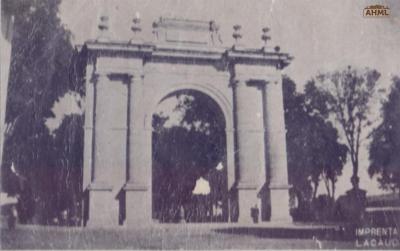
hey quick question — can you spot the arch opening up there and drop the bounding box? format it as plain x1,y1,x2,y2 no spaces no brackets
151,89,229,223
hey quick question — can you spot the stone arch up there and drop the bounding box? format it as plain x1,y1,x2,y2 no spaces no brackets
81,17,293,226
144,83,233,132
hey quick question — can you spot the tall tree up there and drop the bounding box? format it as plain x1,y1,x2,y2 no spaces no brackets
310,66,380,188
2,0,78,224
369,76,400,193
284,77,347,205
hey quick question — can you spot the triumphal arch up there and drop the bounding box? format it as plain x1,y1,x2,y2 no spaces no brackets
78,17,293,227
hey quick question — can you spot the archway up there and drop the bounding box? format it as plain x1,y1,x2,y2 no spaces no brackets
151,89,229,223
80,18,293,226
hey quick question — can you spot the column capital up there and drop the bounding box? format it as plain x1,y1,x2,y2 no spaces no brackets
92,71,143,85
250,76,282,85
128,71,144,80
246,79,268,89
91,72,109,83
232,75,281,88
87,182,113,191
230,76,264,88
269,183,292,190
229,77,247,88
237,182,258,190
268,76,282,85
94,68,144,79
123,182,149,191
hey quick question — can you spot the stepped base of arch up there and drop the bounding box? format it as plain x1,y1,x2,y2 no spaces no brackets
84,183,292,226
124,183,152,226
269,187,292,222
85,184,120,227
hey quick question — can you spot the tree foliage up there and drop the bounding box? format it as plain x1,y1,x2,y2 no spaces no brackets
2,0,82,224
152,91,227,222
284,76,347,209
311,66,380,187
369,76,400,192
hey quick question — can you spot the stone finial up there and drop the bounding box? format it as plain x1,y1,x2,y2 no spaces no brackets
152,21,159,41
97,14,110,42
232,24,242,48
261,27,271,49
130,12,142,42
275,46,283,69
210,20,223,45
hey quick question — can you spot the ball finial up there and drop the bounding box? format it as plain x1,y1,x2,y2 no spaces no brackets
97,13,110,42
131,12,142,34
130,11,142,43
261,27,271,48
232,25,242,47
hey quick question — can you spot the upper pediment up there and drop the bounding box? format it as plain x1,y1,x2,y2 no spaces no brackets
153,17,223,46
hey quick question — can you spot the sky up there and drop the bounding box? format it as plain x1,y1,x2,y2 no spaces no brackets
57,0,400,197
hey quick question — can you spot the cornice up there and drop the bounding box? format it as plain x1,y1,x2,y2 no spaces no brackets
81,40,293,69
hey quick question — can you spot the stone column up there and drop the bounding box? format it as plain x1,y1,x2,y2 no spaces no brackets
226,128,235,222
124,72,152,226
234,78,265,223
263,76,292,222
83,64,95,191
86,73,117,227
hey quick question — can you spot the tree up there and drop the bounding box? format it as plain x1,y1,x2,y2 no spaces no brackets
311,66,380,188
152,91,227,222
284,76,347,208
2,0,79,224
369,76,400,193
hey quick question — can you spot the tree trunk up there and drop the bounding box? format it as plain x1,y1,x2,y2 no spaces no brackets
324,177,331,198
313,181,319,200
353,158,359,180
351,153,360,188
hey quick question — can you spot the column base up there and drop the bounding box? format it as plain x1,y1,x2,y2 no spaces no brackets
269,184,292,222
86,183,119,227
237,183,259,224
124,183,151,227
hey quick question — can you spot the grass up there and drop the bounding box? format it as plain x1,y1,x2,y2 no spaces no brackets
1,224,354,249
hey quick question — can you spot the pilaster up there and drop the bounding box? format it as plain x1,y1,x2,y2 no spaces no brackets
86,71,129,227
233,77,265,223
124,69,152,226
263,76,291,222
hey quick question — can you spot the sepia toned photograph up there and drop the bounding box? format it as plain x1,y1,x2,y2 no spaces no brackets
0,0,399,249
